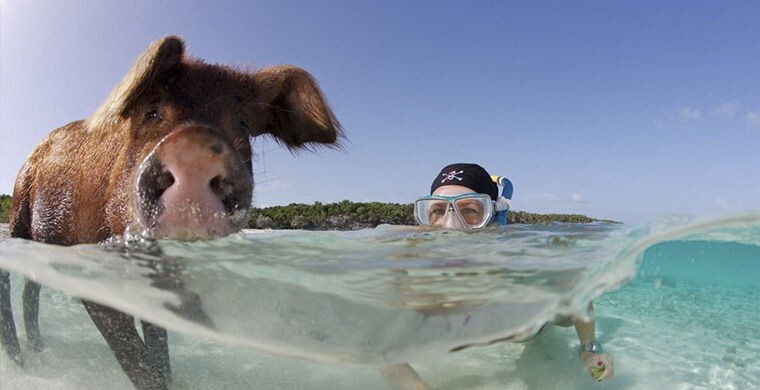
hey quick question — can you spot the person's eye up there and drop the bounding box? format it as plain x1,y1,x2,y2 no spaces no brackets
430,207,445,215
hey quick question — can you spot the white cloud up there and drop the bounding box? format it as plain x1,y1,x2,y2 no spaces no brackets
715,102,739,118
678,106,702,122
715,198,749,211
570,192,583,202
745,109,760,129
657,102,759,132
654,106,703,130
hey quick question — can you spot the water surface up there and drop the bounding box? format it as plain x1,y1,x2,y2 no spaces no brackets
1,213,758,389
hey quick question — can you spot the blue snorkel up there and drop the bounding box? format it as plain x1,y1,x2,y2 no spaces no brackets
491,175,514,225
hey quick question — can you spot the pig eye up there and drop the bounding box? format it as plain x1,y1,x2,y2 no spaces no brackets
237,121,250,132
145,109,160,121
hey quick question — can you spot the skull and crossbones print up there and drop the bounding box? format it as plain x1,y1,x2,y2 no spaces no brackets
441,170,464,184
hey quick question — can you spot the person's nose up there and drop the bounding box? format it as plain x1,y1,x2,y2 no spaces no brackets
442,206,464,229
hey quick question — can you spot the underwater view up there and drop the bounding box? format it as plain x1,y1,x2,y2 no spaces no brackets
0,213,758,389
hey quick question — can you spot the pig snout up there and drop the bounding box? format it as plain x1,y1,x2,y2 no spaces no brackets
134,126,252,240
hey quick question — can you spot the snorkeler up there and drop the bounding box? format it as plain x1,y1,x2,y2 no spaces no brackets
413,163,510,230
382,163,614,387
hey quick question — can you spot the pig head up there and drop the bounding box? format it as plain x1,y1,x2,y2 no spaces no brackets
1,35,341,388
10,35,341,244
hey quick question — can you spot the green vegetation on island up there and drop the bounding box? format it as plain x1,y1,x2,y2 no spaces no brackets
249,201,613,229
0,194,11,224
0,195,615,228
248,200,414,230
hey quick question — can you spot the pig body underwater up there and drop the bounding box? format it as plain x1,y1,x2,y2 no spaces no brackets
0,35,342,389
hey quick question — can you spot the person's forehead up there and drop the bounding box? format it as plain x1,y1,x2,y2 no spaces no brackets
432,185,476,196
456,198,483,206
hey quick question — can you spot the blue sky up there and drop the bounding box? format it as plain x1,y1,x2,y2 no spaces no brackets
1,0,758,225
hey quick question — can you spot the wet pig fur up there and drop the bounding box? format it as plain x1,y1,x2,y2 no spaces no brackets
0,35,342,389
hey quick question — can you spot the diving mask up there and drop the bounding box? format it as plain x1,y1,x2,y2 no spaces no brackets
414,192,495,229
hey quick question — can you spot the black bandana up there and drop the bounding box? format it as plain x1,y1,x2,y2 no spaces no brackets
430,163,498,201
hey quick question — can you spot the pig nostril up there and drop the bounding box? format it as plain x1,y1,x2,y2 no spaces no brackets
210,175,239,214
209,175,232,197
210,175,221,194
155,171,175,196
135,162,174,227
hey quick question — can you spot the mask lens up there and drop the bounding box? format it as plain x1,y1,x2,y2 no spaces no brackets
453,195,492,227
415,199,450,225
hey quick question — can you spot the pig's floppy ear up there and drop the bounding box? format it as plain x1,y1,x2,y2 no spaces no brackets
252,66,343,149
86,36,184,130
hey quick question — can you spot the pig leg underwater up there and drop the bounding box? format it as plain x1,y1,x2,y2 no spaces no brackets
23,280,43,352
0,270,23,365
84,301,172,389
13,243,210,390
4,272,173,389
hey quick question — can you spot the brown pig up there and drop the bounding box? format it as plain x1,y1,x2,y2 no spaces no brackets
0,35,342,389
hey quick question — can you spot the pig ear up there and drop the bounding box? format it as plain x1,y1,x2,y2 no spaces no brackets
252,66,344,150
86,36,184,130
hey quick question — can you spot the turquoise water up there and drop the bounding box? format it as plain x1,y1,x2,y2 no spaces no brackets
0,213,758,389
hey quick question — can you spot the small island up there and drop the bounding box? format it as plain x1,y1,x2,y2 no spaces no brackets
0,195,616,231
248,200,617,230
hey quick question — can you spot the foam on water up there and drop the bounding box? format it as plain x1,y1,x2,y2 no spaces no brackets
1,212,758,389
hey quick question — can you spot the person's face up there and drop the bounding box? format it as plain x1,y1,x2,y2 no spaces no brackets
429,185,486,229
